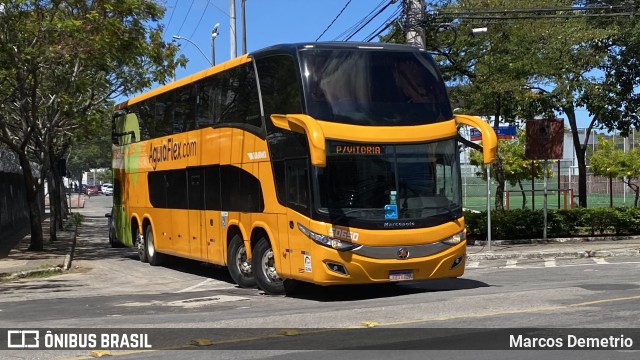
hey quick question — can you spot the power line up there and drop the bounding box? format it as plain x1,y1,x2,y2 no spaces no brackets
188,1,211,40
175,0,196,36
344,0,396,41
207,0,229,16
332,0,390,41
363,8,402,42
162,1,177,37
316,0,353,41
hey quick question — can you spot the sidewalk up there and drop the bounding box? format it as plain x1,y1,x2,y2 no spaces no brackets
467,237,640,261
0,194,88,280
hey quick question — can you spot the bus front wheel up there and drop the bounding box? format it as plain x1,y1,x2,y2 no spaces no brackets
227,234,256,288
252,237,285,295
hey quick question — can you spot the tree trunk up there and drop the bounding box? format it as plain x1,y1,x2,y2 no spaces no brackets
18,152,44,251
518,180,527,209
565,107,588,207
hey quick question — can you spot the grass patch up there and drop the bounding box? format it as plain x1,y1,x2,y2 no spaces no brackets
0,266,63,283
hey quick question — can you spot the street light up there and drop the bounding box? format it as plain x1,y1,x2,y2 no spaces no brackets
172,35,212,66
211,23,220,66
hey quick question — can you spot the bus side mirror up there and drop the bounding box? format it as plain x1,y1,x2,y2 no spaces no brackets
454,114,498,164
270,114,327,167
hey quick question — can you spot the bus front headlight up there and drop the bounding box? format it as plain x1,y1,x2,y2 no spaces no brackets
440,230,466,246
298,223,360,252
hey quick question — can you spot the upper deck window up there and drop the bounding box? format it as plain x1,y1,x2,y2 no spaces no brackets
299,49,452,126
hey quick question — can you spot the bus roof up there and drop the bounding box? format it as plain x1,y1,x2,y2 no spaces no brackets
113,42,428,111
113,54,251,110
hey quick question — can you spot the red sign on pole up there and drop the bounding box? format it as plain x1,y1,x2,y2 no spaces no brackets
525,118,564,160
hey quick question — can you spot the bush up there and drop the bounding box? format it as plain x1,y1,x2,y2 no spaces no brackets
463,207,640,240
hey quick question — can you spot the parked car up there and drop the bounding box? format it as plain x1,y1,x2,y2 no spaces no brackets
101,183,113,196
84,185,99,196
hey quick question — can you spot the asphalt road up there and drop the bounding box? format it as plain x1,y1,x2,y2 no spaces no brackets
1,195,639,360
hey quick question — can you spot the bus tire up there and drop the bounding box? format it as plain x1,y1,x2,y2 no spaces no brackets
146,225,165,266
252,237,285,295
227,234,256,288
136,226,148,263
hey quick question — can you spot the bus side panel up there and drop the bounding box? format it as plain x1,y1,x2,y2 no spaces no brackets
152,208,173,252
188,130,204,260
258,161,281,214
202,129,225,265
276,214,291,277
284,211,312,280
219,129,232,165
205,209,224,265
231,128,244,164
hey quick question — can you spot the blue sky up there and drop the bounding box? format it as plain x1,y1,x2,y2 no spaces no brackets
164,0,400,77
158,0,593,128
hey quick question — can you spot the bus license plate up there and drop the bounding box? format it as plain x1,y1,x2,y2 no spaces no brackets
389,270,413,281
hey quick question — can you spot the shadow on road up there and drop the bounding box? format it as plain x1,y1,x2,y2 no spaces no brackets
283,278,490,302
74,213,236,285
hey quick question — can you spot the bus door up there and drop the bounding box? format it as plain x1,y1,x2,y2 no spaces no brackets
188,168,204,259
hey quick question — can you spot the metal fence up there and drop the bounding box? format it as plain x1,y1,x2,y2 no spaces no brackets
462,164,636,211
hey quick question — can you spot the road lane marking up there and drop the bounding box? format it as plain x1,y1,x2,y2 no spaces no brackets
544,258,557,267
592,258,608,264
117,295,249,308
505,259,518,268
176,278,236,293
466,261,479,268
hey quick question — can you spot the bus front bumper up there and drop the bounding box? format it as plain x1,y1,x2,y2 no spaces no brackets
291,241,467,285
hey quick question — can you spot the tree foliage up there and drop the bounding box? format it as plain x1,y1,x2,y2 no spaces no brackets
589,136,640,207
0,0,184,250
383,0,640,208
469,130,546,209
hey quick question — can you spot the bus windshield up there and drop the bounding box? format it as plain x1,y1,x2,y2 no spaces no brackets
314,138,461,226
299,48,452,125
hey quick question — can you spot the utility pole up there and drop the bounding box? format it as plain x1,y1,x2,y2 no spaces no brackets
241,0,247,54
405,0,425,49
230,0,237,59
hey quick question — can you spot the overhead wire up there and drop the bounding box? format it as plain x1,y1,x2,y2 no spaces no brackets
316,0,353,41
162,0,177,37
344,0,397,41
363,8,402,42
332,0,390,41
187,1,211,40
175,0,196,36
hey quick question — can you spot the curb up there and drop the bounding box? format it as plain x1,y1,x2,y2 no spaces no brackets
0,224,78,282
470,235,640,246
1,266,64,281
467,248,640,261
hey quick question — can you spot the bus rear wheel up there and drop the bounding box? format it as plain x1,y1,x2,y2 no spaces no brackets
136,226,148,263
146,225,165,266
227,234,256,288
252,237,285,295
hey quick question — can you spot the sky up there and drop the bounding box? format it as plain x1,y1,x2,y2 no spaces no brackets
158,0,593,128
163,0,400,77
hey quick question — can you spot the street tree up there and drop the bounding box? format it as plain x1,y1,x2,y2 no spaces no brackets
589,137,640,207
0,1,184,250
410,0,639,209
469,130,546,210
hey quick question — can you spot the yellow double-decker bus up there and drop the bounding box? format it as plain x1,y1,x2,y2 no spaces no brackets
110,42,497,295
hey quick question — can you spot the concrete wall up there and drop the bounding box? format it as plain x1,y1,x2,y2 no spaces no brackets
0,172,30,235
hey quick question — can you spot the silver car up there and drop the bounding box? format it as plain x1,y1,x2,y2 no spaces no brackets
101,183,113,196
